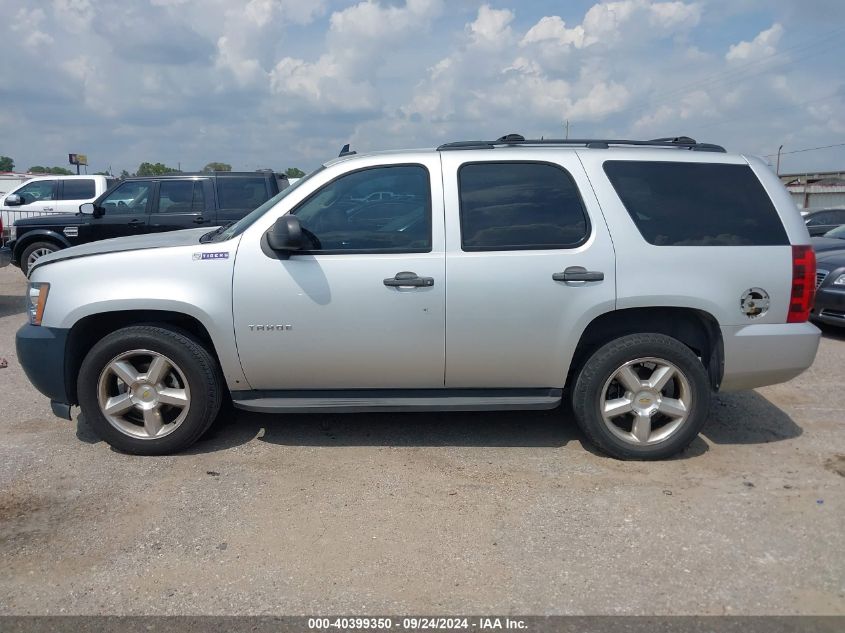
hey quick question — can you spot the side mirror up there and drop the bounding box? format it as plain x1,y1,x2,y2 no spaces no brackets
267,215,303,253
5,194,22,206
79,202,95,215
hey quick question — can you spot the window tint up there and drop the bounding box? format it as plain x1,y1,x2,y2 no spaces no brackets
293,165,431,253
458,162,589,251
99,181,152,215
216,177,269,212
61,179,95,200
16,180,56,204
158,180,205,214
604,161,788,246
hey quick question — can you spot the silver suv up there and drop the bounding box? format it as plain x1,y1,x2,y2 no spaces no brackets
16,135,821,459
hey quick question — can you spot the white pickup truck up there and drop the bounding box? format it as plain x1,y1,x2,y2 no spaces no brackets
1,175,115,241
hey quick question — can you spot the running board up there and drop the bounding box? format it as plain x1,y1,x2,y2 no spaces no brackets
231,388,562,414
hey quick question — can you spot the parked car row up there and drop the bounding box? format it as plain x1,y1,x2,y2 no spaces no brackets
13,135,823,460
1,171,289,273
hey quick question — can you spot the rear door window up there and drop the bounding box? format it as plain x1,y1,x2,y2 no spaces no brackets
61,179,96,200
458,162,590,251
157,180,205,213
603,161,788,246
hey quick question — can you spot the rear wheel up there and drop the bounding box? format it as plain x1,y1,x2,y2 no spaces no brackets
77,325,222,455
571,333,711,460
21,241,60,274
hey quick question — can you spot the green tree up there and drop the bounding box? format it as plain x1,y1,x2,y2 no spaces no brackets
119,169,131,179
202,162,232,172
136,162,180,176
0,156,14,172
284,167,306,178
28,166,73,175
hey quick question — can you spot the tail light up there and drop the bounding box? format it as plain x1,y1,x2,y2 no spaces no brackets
787,245,816,323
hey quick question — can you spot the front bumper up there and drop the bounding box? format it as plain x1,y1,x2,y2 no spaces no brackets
812,270,845,327
0,246,11,268
719,322,821,391
16,324,72,411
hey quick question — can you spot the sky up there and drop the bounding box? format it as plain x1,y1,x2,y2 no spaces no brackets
2,0,844,176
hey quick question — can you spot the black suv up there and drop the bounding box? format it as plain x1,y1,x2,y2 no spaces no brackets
4,171,288,273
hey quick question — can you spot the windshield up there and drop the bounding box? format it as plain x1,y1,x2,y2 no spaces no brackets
824,225,845,239
205,167,325,243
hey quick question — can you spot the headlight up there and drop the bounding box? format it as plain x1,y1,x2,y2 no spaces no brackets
26,282,50,325
834,274,845,286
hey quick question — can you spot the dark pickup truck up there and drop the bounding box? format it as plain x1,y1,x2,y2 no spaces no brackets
3,171,289,273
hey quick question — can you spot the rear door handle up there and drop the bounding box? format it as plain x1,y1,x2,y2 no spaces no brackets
193,216,208,224
383,271,435,287
128,219,144,226
553,266,604,282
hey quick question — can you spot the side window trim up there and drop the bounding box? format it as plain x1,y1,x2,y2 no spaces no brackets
289,163,434,255
457,160,592,252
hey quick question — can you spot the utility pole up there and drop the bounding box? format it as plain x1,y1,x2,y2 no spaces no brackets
775,144,784,176
564,119,570,140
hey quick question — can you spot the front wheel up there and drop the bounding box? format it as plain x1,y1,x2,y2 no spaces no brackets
77,325,222,455
21,241,59,274
571,333,711,460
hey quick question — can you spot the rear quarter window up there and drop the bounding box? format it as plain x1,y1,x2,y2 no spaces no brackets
216,177,271,211
61,178,96,200
603,161,788,246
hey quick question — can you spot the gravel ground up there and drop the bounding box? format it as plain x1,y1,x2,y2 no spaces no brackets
0,265,843,615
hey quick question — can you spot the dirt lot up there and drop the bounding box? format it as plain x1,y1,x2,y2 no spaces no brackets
0,265,843,615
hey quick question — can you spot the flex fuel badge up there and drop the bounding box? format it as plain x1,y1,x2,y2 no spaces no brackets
193,252,229,261
740,287,770,319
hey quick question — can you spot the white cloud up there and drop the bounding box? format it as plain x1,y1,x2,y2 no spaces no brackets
11,8,53,50
52,0,94,34
467,5,515,45
1,0,842,175
521,16,585,48
726,23,783,62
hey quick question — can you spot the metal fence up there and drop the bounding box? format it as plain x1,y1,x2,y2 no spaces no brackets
1,209,64,240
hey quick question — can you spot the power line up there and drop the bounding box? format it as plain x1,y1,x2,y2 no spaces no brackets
764,142,845,158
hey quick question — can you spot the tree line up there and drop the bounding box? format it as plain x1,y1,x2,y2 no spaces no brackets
0,155,306,179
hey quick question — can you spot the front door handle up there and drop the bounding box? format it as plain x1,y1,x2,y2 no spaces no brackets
383,271,435,287
553,266,604,282
128,219,144,226
193,216,208,224
42,207,53,212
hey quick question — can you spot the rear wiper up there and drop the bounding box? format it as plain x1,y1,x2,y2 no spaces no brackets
199,222,234,243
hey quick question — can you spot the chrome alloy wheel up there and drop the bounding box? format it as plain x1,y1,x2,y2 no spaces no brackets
600,357,691,446
27,247,55,269
97,350,191,440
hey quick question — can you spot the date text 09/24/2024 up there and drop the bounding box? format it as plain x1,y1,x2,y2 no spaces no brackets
307,618,527,630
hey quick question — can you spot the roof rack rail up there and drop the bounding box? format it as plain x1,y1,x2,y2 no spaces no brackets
436,134,726,153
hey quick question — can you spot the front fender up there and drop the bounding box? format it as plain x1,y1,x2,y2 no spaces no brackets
29,240,250,390
13,229,72,259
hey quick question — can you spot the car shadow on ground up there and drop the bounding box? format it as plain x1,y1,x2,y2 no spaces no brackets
75,388,802,461
0,293,25,318
817,322,845,341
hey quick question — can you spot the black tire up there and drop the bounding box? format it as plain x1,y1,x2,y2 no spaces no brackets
77,325,223,455
20,241,60,274
571,333,711,460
